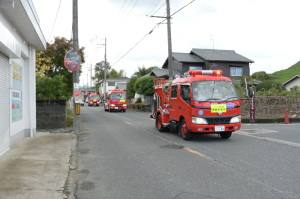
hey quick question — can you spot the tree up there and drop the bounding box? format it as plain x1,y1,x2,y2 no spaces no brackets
133,66,158,77
36,37,85,98
126,76,138,100
134,76,155,96
93,61,124,84
251,71,272,81
36,75,69,100
255,80,285,95
93,61,111,83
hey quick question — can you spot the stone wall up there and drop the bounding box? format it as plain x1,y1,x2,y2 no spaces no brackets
36,100,67,130
241,96,300,120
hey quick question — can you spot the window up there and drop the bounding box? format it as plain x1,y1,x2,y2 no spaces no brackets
189,66,202,70
171,85,177,98
230,67,243,76
180,85,190,103
108,82,115,86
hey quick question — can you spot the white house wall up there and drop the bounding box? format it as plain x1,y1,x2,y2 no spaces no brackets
0,0,46,155
285,78,300,91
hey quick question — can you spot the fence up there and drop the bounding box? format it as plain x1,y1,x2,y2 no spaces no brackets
241,96,300,121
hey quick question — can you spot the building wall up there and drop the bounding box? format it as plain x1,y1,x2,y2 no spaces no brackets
204,62,250,77
0,1,45,155
285,78,300,91
0,52,10,156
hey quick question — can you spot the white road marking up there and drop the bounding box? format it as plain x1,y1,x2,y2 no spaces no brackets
237,130,300,148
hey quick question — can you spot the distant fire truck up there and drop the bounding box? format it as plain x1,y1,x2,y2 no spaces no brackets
104,89,127,112
151,70,244,140
88,93,100,106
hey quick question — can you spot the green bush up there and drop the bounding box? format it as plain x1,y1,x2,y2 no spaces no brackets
134,76,155,96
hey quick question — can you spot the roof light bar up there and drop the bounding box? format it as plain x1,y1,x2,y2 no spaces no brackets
188,70,223,76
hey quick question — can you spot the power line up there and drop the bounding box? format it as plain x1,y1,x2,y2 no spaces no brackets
47,0,63,42
111,0,196,66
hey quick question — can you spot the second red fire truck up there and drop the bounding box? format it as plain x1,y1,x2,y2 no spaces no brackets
104,89,128,112
151,70,244,140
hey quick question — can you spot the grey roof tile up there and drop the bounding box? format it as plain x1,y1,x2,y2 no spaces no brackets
172,52,204,63
191,48,254,63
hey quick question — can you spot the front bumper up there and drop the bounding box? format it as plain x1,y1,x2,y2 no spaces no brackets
190,123,241,133
110,106,127,110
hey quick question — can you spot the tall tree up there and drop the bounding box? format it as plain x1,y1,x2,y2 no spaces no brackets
93,61,124,84
36,37,85,98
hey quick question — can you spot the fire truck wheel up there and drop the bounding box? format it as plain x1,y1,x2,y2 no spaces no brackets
219,131,232,139
156,114,167,132
123,109,126,112
179,119,191,140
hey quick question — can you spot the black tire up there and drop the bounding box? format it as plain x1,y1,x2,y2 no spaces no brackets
219,131,232,139
156,114,167,132
123,109,126,112
178,119,192,140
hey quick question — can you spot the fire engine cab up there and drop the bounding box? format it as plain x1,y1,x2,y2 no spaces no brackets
151,70,242,140
104,89,127,112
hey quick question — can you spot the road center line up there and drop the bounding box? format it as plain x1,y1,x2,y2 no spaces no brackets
123,121,219,161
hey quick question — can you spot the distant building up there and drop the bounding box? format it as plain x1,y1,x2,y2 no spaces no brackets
99,77,130,97
0,1,46,155
283,75,300,91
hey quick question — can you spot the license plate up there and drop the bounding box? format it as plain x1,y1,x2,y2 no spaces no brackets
215,126,225,132
115,107,118,109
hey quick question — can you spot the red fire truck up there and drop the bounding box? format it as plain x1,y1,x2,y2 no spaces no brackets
88,93,100,106
104,89,127,112
151,70,243,140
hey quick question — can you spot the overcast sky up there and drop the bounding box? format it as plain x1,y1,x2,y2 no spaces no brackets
32,0,300,86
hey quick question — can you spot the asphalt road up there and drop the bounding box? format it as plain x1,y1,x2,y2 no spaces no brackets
75,105,300,199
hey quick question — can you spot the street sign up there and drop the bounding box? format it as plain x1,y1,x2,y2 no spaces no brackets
64,50,81,72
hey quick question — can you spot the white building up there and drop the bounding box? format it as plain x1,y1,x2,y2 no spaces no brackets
283,75,300,91
99,77,129,97
0,0,46,156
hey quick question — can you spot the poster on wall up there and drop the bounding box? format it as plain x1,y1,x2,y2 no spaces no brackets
11,61,23,122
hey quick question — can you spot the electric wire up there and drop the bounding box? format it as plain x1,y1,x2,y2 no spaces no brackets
47,0,63,43
111,0,196,66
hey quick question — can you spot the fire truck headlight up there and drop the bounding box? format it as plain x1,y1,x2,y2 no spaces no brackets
110,104,115,107
123,104,127,107
230,115,241,123
192,117,207,124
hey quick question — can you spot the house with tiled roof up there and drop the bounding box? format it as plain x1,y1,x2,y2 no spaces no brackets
161,48,254,78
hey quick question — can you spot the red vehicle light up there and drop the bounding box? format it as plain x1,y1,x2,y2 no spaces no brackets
188,70,223,76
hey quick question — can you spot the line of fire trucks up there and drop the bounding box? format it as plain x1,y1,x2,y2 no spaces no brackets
75,69,253,141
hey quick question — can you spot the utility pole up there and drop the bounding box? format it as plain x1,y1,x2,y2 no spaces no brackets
72,0,79,134
166,0,173,80
104,38,107,97
90,64,92,89
150,0,173,80
98,38,107,98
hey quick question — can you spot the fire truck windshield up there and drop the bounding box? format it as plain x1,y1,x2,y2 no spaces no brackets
110,93,126,100
192,81,238,102
90,96,100,100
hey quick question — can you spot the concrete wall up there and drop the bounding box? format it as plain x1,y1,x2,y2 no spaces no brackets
36,100,67,130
